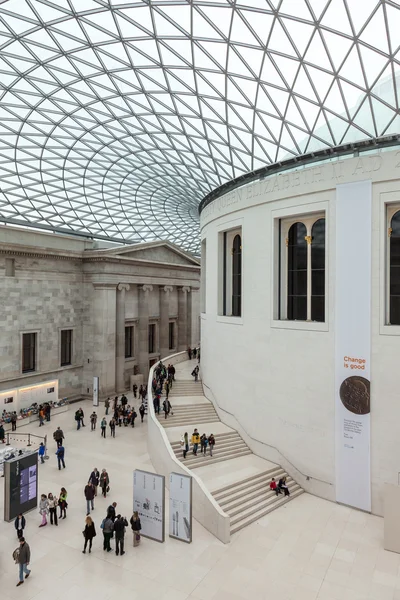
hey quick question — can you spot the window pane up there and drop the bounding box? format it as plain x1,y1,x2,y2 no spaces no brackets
232,234,242,317
169,322,174,349
311,218,325,322
125,326,133,358
287,222,307,320
390,212,400,324
148,324,155,353
61,330,72,366
22,332,36,372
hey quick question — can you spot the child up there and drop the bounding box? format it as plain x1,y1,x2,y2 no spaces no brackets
270,478,281,496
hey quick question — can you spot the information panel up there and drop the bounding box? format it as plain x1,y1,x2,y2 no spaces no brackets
169,472,192,543
133,469,165,542
93,377,99,407
4,452,38,521
335,180,372,512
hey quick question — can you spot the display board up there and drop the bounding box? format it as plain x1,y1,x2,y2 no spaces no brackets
93,377,99,407
0,388,17,407
18,380,58,411
4,452,38,521
335,180,372,512
169,472,192,543
133,469,165,542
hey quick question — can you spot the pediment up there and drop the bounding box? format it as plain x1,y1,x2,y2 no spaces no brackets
113,243,199,266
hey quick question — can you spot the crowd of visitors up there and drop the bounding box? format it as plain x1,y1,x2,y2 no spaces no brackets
180,429,215,458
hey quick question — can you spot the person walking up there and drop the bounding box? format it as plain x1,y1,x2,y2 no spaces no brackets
38,407,45,427
105,397,110,415
11,412,17,432
208,433,215,457
90,412,97,431
82,515,96,554
107,501,117,522
84,482,95,515
14,513,26,539
192,365,199,382
130,408,137,427
133,384,137,399
200,433,208,455
181,432,189,459
187,346,192,360
109,417,116,438
15,537,31,586
193,347,197,359
191,429,200,456
89,468,100,496
113,514,128,555
53,426,64,447
55,444,65,470
101,515,114,552
59,488,68,519
48,493,58,525
100,417,107,438
162,398,172,420
139,403,145,423
38,442,45,464
130,511,141,547
39,494,49,527
100,469,109,498
45,404,51,422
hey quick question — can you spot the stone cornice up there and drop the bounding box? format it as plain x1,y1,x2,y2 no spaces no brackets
0,245,83,261
83,255,200,271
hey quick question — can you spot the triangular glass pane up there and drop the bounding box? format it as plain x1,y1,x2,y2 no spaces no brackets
321,31,353,71
371,64,397,108
305,65,334,101
281,18,315,57
234,45,264,77
321,0,353,36
260,53,286,87
268,19,297,57
239,9,274,45
292,65,318,103
192,9,223,40
157,6,191,35
304,30,332,70
359,5,389,54
339,46,365,88
386,5,400,54
371,97,397,134
200,6,232,38
256,86,280,117
359,45,388,88
273,54,300,87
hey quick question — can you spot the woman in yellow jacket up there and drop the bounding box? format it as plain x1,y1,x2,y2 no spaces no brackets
191,429,200,456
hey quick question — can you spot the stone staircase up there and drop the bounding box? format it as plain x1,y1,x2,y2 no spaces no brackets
168,379,204,397
156,400,218,428
170,431,252,468
212,467,303,535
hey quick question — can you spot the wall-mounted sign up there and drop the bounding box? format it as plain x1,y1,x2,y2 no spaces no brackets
93,377,99,407
133,469,165,542
169,472,192,543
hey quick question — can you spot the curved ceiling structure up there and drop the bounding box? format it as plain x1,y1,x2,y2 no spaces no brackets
0,0,399,253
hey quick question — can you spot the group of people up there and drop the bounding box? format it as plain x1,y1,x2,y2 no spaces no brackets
152,361,175,415
38,403,52,426
181,429,215,458
187,347,200,361
270,477,290,496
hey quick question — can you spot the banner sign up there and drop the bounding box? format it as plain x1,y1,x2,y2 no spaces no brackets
133,469,165,542
93,377,99,407
335,180,371,512
169,472,192,543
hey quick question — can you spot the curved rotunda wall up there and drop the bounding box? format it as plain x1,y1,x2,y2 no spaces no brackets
200,147,400,516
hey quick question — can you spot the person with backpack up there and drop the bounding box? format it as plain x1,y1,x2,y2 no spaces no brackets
191,429,200,456
53,426,64,447
191,365,199,382
113,514,128,555
14,513,26,539
14,537,31,586
162,398,172,420
139,403,145,423
208,433,215,457
100,469,109,498
200,433,208,455
82,515,96,554
55,444,65,470
100,515,114,552
107,501,117,522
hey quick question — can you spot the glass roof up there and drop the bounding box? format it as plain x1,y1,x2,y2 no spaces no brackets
0,0,399,253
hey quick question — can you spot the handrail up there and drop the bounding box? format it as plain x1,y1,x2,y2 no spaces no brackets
203,382,333,487
5,432,47,454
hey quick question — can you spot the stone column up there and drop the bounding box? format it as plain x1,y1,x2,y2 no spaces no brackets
177,286,190,351
160,285,173,360
116,283,130,393
93,283,117,396
138,285,153,377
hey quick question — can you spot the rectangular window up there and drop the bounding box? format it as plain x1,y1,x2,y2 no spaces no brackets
60,329,72,366
5,258,15,277
22,332,36,373
148,323,156,354
219,227,242,317
168,322,175,350
125,326,133,358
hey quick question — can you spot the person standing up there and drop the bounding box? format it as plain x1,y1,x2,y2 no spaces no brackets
133,384,137,399
11,412,17,432
113,514,128,556
39,494,49,527
200,433,208,455
100,469,109,498
181,432,189,459
38,442,45,464
90,412,97,431
100,417,107,438
53,426,64,447
163,398,172,420
38,407,45,427
191,429,200,456
15,537,31,586
59,488,68,519
56,444,65,470
105,397,110,415
139,403,145,423
130,511,141,547
187,347,192,360
193,347,197,359
14,513,26,539
84,482,95,515
48,493,58,525
208,433,215,457
0,422,5,443
109,417,116,438
89,468,100,496
45,404,51,422
101,515,114,552
107,502,117,522
130,408,137,427
82,515,96,554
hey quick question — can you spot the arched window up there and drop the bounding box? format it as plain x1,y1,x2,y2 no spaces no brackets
311,219,325,322
287,222,307,320
390,211,400,325
232,234,242,317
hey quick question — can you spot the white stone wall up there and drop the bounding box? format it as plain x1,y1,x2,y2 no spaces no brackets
200,148,400,516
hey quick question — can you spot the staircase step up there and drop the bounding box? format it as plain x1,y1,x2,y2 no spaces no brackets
189,449,252,469
173,439,246,458
224,478,297,515
180,441,248,464
160,418,220,428
217,471,287,507
212,467,281,498
229,484,302,525
170,432,240,448
230,489,304,535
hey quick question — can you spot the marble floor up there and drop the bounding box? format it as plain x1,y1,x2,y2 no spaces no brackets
1,394,399,600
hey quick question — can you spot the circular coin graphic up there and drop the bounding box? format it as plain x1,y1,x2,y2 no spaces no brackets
339,376,370,415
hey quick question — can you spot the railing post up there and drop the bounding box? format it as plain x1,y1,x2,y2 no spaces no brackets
27,434,31,447
6,432,10,445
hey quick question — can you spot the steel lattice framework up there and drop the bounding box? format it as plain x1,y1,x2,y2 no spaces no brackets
0,0,399,253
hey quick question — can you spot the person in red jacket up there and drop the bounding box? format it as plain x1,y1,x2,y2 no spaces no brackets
270,478,282,497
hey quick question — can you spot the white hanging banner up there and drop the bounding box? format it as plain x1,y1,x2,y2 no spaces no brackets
335,180,371,512
93,377,99,407
133,469,165,542
169,472,192,543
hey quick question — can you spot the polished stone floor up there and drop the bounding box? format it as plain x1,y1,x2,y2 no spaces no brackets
0,393,399,600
